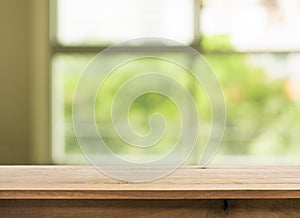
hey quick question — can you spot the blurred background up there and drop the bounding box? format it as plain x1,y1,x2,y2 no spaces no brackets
0,0,300,165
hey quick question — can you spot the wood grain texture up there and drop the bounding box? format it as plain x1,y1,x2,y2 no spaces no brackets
0,199,299,218
0,166,299,199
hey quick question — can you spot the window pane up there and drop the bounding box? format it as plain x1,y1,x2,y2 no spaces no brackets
205,53,300,164
52,53,300,164
57,0,194,45
52,53,212,163
201,0,300,51
52,54,94,162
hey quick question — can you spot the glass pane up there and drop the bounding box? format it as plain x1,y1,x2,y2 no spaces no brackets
52,54,94,163
52,53,213,164
205,53,300,164
53,53,300,164
201,0,300,51
57,0,194,45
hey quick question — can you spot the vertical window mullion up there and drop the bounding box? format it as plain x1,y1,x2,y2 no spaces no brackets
193,0,201,51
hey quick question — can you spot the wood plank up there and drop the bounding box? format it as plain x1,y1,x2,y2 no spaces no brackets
0,199,299,218
0,166,299,199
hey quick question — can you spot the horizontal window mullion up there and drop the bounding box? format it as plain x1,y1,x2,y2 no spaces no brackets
51,45,203,54
51,45,300,55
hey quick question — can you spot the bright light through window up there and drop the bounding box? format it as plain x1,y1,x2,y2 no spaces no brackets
57,0,194,45
202,0,300,51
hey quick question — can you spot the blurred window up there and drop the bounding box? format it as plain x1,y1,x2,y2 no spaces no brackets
51,0,300,164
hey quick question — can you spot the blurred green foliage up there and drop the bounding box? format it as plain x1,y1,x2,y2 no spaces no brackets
57,35,300,162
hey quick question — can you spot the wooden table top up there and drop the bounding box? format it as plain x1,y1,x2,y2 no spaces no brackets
0,166,299,199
